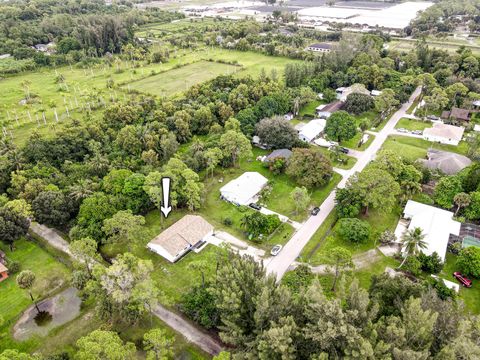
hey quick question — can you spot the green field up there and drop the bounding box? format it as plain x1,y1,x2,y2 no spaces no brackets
1,47,299,146
128,60,239,97
382,135,469,162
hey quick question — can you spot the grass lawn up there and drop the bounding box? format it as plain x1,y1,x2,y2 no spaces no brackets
0,238,71,352
305,207,401,266
395,118,432,131
199,172,295,250
440,253,480,314
381,135,469,162
127,60,239,97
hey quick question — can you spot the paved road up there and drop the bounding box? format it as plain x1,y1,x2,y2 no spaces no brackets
265,87,422,280
29,223,223,356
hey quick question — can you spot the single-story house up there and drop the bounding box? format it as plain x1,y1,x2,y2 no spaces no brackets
147,215,213,263
306,43,332,53
418,149,472,175
336,84,371,102
220,172,268,206
423,123,464,146
441,107,471,124
299,119,326,142
396,200,461,262
264,149,292,162
0,263,8,282
316,101,343,118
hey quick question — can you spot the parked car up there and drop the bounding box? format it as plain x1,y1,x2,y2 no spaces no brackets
412,130,423,135
271,244,283,256
427,115,439,121
397,128,408,133
339,147,349,154
453,272,472,288
249,203,261,210
311,207,320,215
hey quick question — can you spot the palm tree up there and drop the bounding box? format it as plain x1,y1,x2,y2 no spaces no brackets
398,227,427,269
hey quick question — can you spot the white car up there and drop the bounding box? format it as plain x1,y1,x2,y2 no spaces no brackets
270,245,283,256
397,128,408,133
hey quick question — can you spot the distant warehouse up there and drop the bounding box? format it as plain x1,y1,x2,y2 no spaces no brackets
306,43,333,53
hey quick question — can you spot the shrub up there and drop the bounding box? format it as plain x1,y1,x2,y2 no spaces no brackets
283,265,314,294
181,284,219,329
456,247,480,278
337,218,371,243
403,256,421,277
379,230,396,244
223,217,233,226
6,260,20,274
427,278,456,300
418,252,444,274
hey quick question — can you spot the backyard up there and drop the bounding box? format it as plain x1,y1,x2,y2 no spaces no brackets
0,238,71,352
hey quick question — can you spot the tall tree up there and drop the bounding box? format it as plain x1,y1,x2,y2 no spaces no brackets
290,186,310,215
329,247,353,292
325,111,357,142
286,148,333,188
102,210,145,250
0,207,30,251
399,227,427,268
143,328,174,360
219,130,252,167
74,330,136,360
16,270,39,313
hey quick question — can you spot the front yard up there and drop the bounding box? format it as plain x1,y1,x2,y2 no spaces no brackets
382,135,469,162
395,118,432,131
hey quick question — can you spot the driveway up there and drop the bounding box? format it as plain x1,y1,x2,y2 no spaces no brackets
265,86,422,281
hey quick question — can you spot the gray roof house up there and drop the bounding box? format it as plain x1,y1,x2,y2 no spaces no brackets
264,149,292,162
418,149,472,175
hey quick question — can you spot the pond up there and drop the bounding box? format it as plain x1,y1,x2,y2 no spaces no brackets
13,287,81,341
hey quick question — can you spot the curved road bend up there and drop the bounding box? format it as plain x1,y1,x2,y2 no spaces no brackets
265,87,422,281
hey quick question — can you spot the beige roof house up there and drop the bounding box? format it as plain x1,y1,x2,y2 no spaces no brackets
147,215,213,263
423,123,464,146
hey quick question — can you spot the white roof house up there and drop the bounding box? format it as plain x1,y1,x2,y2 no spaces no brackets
423,123,464,146
147,215,213,263
299,119,326,142
220,172,268,206
399,200,461,262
